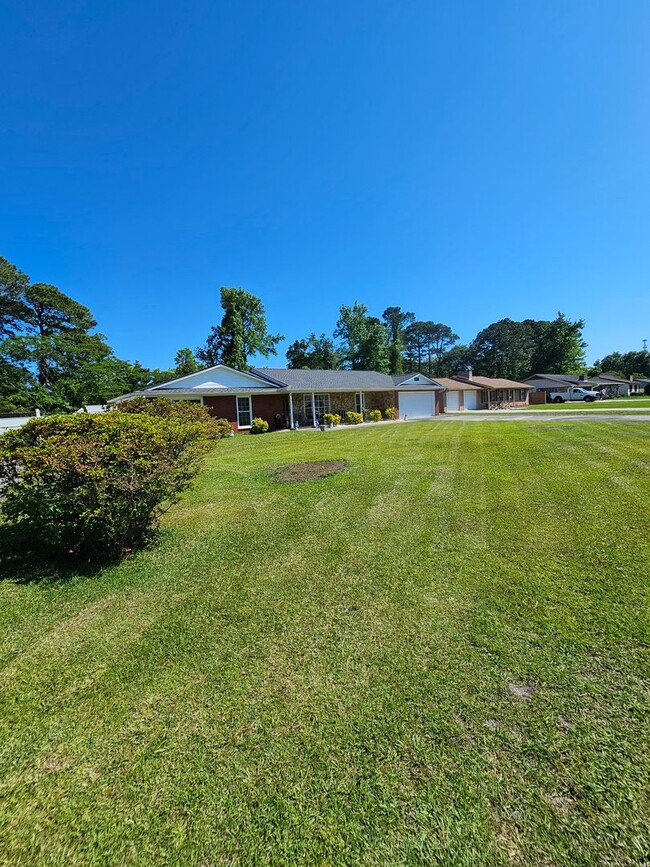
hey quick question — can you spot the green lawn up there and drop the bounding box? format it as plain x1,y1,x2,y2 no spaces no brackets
526,397,650,409
1,421,649,865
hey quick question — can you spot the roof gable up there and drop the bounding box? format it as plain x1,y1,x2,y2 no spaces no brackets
393,373,438,386
148,364,273,392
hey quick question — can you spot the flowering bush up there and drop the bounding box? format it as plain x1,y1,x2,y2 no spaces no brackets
323,413,341,427
0,413,209,560
384,406,398,420
368,409,382,422
345,412,363,425
250,417,269,434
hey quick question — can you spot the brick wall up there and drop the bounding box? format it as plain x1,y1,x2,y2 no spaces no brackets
203,394,285,431
204,396,238,428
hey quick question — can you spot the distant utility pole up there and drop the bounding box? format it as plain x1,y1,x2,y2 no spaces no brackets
643,338,648,351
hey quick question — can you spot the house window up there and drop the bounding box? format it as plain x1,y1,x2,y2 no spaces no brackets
355,392,364,413
304,393,330,420
236,396,252,427
507,389,514,401
519,389,526,401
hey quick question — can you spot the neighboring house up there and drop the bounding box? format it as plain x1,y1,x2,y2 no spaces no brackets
630,377,650,394
108,365,446,430
578,372,630,397
433,377,483,411
451,370,532,408
523,373,581,393
524,371,640,399
0,412,39,433
75,404,108,414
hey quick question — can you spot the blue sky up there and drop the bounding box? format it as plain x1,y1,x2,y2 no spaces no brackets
2,0,649,368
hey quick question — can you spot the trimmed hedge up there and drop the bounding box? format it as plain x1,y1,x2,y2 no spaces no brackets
0,412,211,560
116,396,232,439
346,412,363,425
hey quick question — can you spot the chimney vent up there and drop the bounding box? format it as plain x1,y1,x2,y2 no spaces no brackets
457,368,473,381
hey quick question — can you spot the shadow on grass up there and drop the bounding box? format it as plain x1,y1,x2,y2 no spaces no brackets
0,522,169,586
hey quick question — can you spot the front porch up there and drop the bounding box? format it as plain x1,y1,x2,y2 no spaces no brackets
287,390,396,428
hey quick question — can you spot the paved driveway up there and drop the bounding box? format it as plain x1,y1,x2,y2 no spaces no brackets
440,412,650,422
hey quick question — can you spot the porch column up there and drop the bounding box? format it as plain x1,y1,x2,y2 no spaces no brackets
288,392,294,429
311,392,317,426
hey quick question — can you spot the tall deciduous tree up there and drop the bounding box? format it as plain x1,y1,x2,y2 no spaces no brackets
382,307,414,375
528,313,586,374
174,348,200,377
198,287,283,370
286,333,340,369
334,302,370,369
470,318,534,380
360,317,390,374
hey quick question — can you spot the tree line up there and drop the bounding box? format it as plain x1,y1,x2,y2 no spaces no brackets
2,252,648,412
287,303,590,381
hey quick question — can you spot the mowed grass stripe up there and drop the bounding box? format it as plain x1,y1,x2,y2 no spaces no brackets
0,420,648,865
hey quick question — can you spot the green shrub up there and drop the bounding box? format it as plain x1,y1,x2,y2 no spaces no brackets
384,406,398,420
116,396,232,439
346,411,363,425
368,409,382,422
323,413,341,427
250,417,269,434
0,413,209,560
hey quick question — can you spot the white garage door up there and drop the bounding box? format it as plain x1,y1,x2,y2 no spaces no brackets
398,391,435,420
464,390,479,410
446,391,459,412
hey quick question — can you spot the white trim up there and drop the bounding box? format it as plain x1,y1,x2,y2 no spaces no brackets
288,393,294,429
148,363,272,391
397,373,438,386
236,395,253,429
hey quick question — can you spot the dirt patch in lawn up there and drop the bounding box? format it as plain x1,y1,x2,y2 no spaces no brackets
274,460,348,483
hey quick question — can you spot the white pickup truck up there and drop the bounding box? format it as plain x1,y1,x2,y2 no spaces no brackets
549,386,600,403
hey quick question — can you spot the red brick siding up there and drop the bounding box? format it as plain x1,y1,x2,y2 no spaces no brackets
251,394,285,429
204,396,239,429
203,394,286,432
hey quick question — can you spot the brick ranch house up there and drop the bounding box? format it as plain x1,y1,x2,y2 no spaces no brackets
109,365,531,430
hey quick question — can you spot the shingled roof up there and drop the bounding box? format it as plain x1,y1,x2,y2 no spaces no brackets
453,375,532,390
252,368,400,390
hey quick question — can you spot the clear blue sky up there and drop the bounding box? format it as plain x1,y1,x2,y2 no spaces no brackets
2,0,649,368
